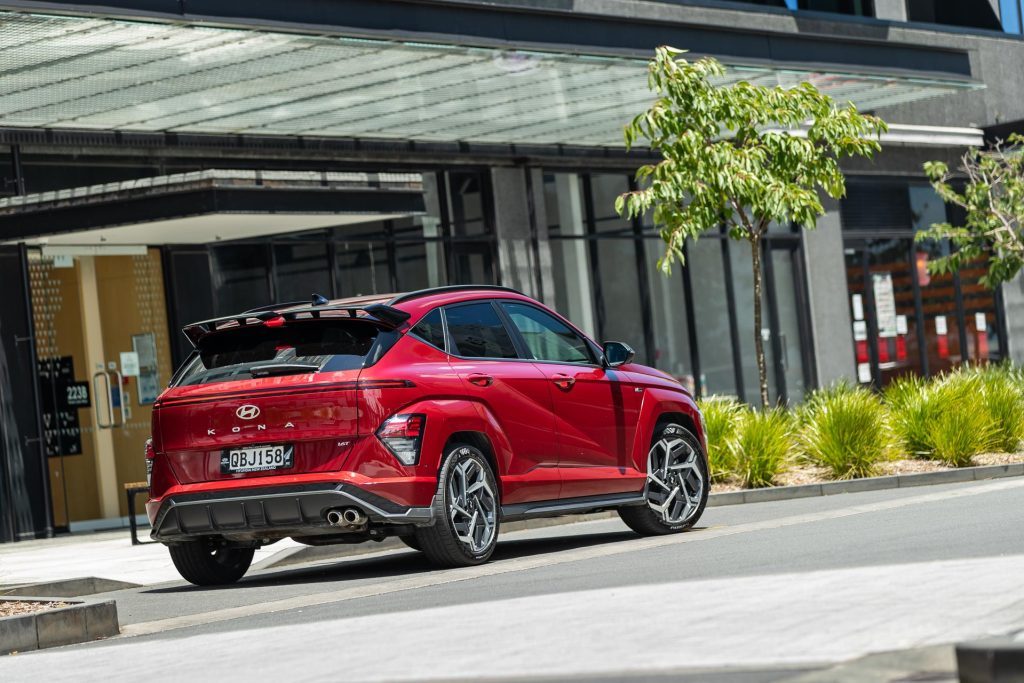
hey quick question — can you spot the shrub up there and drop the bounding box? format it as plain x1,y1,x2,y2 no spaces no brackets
886,369,999,467
732,408,795,488
883,375,934,457
697,396,744,482
974,365,1024,453
800,382,891,479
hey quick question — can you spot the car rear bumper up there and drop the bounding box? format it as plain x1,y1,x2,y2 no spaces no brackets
149,482,436,542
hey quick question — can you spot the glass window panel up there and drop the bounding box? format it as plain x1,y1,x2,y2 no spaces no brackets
689,238,737,398
211,244,270,314
502,302,592,364
450,245,494,285
394,241,447,291
335,240,391,297
548,238,598,338
446,171,488,237
644,239,694,392
445,303,518,359
273,242,330,302
867,238,924,386
958,257,1002,362
595,238,645,360
588,174,633,235
910,185,965,374
769,247,808,401
730,239,774,404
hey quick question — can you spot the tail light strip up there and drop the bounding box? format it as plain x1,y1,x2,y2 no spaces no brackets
155,379,415,408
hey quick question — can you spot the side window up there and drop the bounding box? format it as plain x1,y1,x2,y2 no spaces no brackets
410,308,446,351
502,302,592,364
445,302,518,359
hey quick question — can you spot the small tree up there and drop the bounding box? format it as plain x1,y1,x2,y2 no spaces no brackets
920,134,1024,288
616,47,887,407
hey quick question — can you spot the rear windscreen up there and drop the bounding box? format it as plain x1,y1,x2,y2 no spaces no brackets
174,319,381,387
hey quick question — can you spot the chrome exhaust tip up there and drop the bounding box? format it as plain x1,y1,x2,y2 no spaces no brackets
326,509,345,526
325,507,368,528
342,508,367,526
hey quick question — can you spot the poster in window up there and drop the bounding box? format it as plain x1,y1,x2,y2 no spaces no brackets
133,333,160,405
871,273,898,339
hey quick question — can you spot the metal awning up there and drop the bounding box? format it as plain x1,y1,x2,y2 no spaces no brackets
0,170,423,244
0,11,982,148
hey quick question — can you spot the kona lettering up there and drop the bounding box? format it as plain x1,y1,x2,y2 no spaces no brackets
207,429,215,436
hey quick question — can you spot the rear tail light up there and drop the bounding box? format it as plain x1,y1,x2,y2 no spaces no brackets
376,414,426,466
144,438,155,490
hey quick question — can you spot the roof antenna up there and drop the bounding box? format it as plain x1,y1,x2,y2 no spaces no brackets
311,293,329,307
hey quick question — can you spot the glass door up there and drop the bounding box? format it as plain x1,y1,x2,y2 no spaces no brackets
29,249,173,528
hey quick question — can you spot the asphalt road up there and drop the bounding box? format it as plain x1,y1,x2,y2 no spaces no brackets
4,477,1024,682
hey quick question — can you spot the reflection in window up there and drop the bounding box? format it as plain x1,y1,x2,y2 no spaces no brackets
588,174,633,235
336,240,391,297
911,185,962,374
211,244,270,314
503,302,591,364
445,303,518,359
690,238,737,397
645,239,694,391
447,172,488,237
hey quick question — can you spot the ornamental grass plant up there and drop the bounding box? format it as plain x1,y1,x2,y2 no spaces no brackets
973,364,1024,453
800,382,892,480
885,368,999,467
732,407,795,489
696,396,744,483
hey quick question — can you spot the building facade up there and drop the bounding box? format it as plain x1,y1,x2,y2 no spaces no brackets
1,0,1023,540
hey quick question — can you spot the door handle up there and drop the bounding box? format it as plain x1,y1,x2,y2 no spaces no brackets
552,374,575,390
467,373,493,387
92,370,114,429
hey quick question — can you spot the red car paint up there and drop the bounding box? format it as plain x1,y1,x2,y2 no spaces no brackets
146,288,705,535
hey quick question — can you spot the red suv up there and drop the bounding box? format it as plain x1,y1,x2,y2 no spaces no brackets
147,286,709,585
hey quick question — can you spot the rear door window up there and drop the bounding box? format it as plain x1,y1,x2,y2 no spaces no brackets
445,302,518,359
175,319,380,386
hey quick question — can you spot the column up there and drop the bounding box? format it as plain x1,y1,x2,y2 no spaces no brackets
1002,275,1024,364
491,166,540,298
803,197,857,387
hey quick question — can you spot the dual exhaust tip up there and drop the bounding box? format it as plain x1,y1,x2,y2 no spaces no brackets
326,507,368,529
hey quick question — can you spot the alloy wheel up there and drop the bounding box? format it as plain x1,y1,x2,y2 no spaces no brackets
644,429,705,526
447,455,498,554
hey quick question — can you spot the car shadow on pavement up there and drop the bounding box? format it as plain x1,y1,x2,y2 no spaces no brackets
143,527,687,594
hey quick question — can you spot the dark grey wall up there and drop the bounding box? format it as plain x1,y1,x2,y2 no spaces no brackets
802,197,857,386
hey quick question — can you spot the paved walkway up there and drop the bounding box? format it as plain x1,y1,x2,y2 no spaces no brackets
0,529,301,587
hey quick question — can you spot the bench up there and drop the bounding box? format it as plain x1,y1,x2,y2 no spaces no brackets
124,481,154,546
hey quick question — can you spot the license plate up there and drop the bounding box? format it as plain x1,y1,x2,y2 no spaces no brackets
220,444,293,474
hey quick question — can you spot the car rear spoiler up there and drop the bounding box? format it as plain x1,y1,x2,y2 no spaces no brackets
181,303,411,348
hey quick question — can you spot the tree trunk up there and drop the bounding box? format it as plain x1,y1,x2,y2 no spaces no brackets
750,235,770,408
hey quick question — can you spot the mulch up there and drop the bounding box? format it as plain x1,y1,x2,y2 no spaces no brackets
0,600,69,618
714,452,1024,493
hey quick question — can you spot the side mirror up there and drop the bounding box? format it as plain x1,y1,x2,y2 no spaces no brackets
602,341,635,368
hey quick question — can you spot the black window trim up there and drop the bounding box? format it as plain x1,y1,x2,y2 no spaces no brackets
497,300,599,367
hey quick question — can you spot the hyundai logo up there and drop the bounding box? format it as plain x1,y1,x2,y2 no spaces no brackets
236,405,260,420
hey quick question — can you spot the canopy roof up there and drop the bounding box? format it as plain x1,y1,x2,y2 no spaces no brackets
0,11,982,147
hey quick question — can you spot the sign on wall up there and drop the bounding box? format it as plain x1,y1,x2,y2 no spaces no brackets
36,356,83,457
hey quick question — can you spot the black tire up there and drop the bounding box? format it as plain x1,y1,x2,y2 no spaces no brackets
414,443,500,568
399,535,422,552
618,422,709,536
168,538,255,586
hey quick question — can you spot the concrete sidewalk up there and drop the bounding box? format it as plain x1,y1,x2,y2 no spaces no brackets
0,529,303,588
